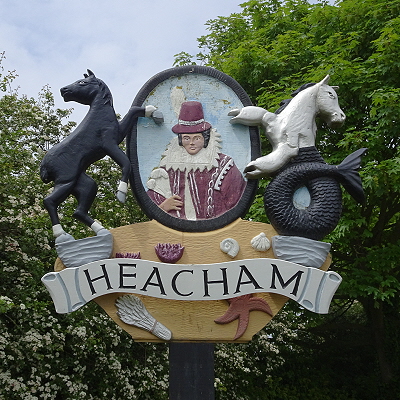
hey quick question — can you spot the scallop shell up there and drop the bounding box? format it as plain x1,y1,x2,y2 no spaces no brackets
251,232,271,252
220,238,240,258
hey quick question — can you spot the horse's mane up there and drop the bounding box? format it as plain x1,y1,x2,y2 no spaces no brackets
95,77,113,107
275,82,316,115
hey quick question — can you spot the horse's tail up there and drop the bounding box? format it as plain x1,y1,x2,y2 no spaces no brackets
336,148,368,204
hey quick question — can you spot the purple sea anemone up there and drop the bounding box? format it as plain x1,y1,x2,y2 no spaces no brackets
154,243,184,263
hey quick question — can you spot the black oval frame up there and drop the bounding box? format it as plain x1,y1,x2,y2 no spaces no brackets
127,65,260,232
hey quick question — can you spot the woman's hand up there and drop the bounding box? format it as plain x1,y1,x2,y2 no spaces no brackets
159,195,183,212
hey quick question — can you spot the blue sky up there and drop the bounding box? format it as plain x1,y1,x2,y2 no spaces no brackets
2,0,332,124
1,0,244,122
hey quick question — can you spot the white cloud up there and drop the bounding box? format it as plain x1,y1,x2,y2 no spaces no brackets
1,0,243,122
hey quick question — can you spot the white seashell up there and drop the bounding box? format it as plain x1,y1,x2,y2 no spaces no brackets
251,232,271,252
220,238,240,258
115,295,172,341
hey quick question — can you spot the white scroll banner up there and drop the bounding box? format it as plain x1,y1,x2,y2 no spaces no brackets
41,258,342,314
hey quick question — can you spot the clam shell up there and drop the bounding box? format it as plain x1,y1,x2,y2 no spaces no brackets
251,232,271,252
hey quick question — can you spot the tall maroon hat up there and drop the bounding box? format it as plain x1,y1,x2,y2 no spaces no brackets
172,101,212,134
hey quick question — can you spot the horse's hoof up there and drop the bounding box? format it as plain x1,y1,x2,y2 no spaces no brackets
228,108,240,117
145,105,156,117
245,169,265,179
116,190,126,203
152,110,164,125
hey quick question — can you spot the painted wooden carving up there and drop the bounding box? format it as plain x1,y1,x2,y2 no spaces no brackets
40,67,365,343
115,295,172,341
43,219,339,341
229,75,367,266
214,294,273,341
146,101,246,221
41,70,159,239
154,243,185,263
220,238,240,258
128,66,260,232
40,70,161,268
251,233,271,252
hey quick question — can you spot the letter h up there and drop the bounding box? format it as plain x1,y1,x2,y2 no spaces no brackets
203,268,229,297
84,264,113,295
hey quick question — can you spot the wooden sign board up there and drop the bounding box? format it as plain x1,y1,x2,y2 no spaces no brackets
50,219,332,343
128,66,259,232
41,67,350,345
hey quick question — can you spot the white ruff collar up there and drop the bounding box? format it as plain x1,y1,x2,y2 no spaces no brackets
159,129,222,172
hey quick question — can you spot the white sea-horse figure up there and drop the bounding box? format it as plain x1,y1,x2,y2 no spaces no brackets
229,75,346,177
229,74,367,242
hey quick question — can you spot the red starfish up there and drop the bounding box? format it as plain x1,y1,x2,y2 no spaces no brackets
214,294,273,340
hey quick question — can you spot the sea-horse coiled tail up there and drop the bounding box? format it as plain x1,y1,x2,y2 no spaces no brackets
264,146,367,241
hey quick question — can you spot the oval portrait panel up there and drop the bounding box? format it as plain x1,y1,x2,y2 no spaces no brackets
128,66,260,232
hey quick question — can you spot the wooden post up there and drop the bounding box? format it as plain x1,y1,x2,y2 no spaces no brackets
169,343,215,400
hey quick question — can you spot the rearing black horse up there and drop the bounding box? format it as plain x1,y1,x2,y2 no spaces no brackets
40,69,156,239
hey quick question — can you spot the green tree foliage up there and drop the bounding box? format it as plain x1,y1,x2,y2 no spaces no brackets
177,0,400,398
0,52,169,400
